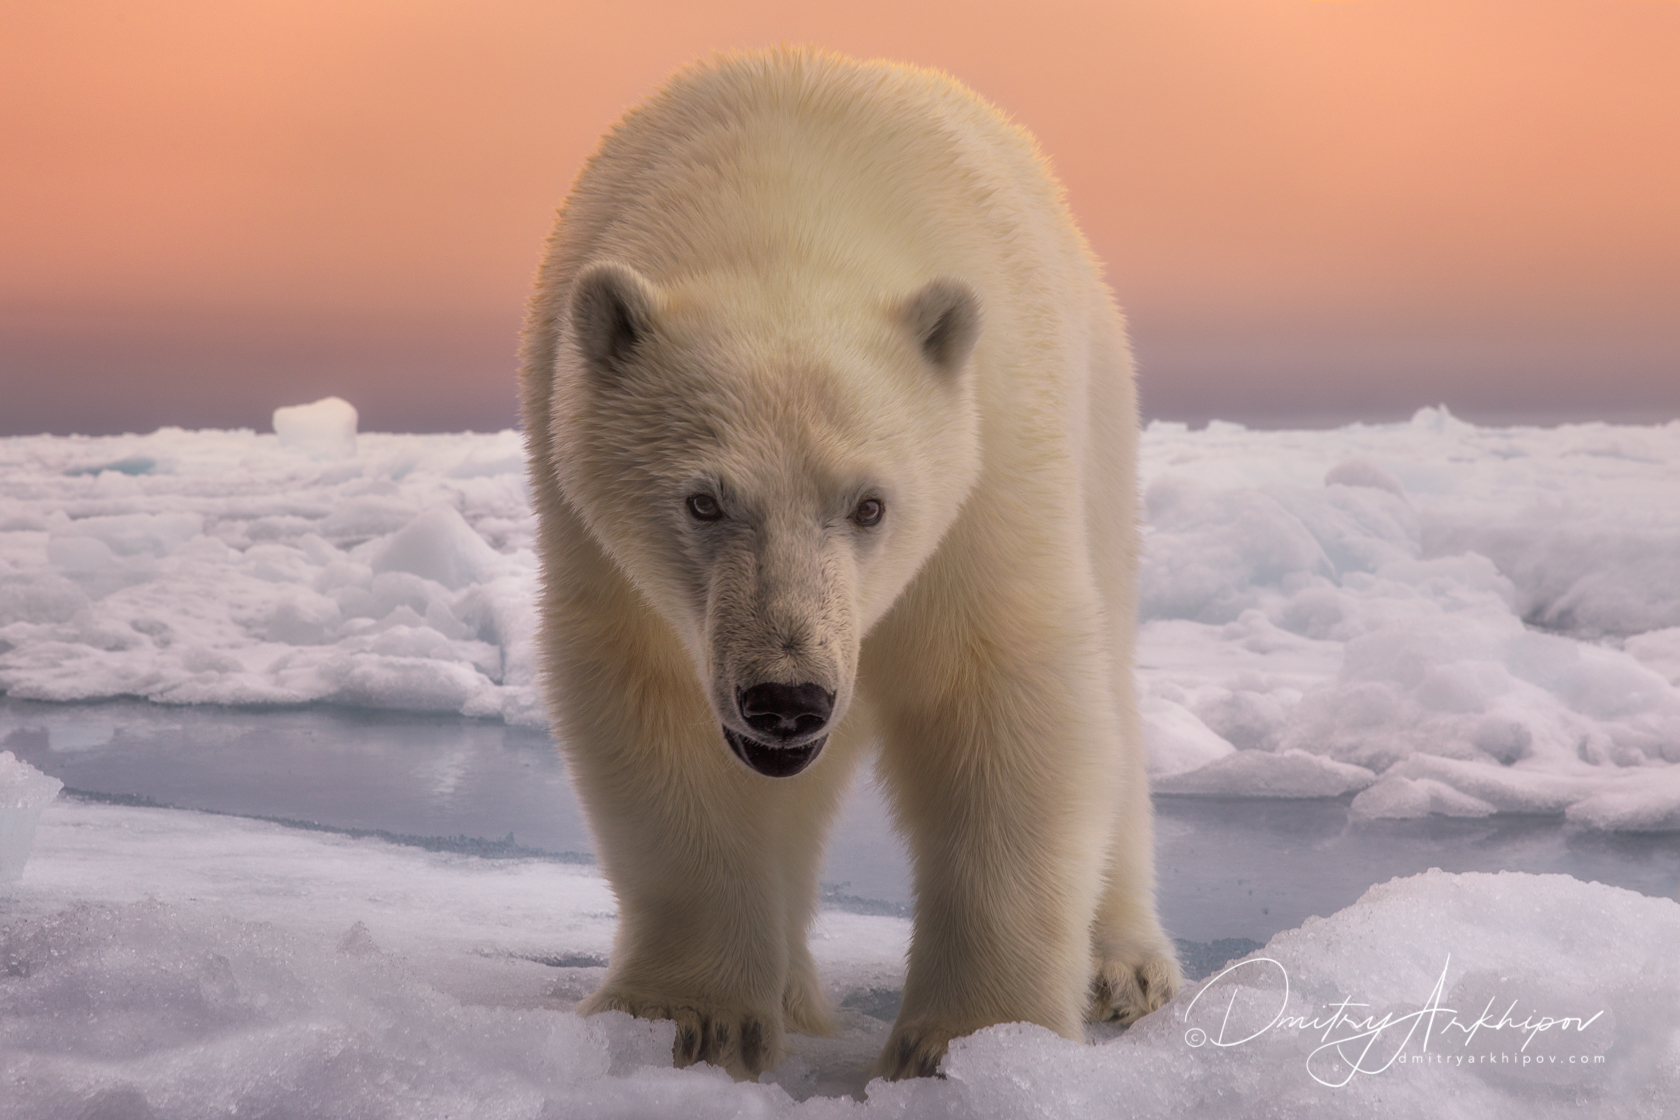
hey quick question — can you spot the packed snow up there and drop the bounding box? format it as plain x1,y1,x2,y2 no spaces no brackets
3,403,1677,828
1,796,1673,1117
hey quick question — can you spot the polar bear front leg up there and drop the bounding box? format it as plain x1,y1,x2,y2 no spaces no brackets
574,729,857,1076
572,703,863,1070
575,736,859,1074
544,530,811,1079
1086,768,1183,1023
568,715,798,1078
1087,668,1183,1024
868,644,1114,1079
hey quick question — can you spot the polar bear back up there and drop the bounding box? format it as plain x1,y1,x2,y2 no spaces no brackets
555,51,1084,287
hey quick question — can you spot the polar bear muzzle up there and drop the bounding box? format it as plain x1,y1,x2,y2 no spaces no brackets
739,681,834,739
721,726,827,778
720,682,834,777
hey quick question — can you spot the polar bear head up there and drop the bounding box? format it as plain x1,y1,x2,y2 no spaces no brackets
551,261,984,776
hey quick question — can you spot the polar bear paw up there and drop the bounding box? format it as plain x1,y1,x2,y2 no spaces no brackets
782,962,836,1038
1087,943,1183,1025
875,1021,954,1081
584,991,784,1079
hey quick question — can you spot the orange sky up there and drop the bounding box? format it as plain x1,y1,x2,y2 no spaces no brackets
3,0,1678,434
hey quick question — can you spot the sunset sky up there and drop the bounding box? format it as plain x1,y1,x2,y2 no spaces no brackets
3,0,1677,436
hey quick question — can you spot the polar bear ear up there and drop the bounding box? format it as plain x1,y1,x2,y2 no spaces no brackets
903,278,982,374
570,262,658,378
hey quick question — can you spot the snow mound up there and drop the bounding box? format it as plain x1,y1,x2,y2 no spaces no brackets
273,396,358,459
2,799,1672,1117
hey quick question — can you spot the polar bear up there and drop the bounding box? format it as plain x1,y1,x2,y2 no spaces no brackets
520,48,1180,1080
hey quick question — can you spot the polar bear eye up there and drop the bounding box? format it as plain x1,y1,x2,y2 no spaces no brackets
852,498,884,527
686,493,724,522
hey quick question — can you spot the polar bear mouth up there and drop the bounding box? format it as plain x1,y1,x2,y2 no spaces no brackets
721,725,827,777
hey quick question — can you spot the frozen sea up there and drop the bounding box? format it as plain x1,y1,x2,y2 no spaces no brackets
2,405,1678,1116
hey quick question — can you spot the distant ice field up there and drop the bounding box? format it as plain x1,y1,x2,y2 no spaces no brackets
2,406,1678,829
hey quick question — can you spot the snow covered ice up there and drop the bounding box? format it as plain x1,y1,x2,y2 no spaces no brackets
3,404,1677,827
0,802,1673,1117
0,413,541,725
1133,409,1680,830
3,404,1679,1113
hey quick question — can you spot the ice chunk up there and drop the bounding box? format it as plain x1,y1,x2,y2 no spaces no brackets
1408,403,1477,433
1152,748,1376,797
272,396,358,459
0,751,64,882
1191,686,1290,751
0,751,65,811
372,506,506,591
1381,754,1598,815
1324,457,1407,499
1141,696,1234,778
1349,774,1497,820
1564,766,1680,832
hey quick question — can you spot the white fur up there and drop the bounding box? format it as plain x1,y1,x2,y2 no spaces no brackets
520,48,1180,1080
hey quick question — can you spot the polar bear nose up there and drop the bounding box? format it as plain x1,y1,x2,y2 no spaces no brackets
737,682,834,741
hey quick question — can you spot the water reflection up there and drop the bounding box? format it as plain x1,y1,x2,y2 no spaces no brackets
4,699,1675,957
